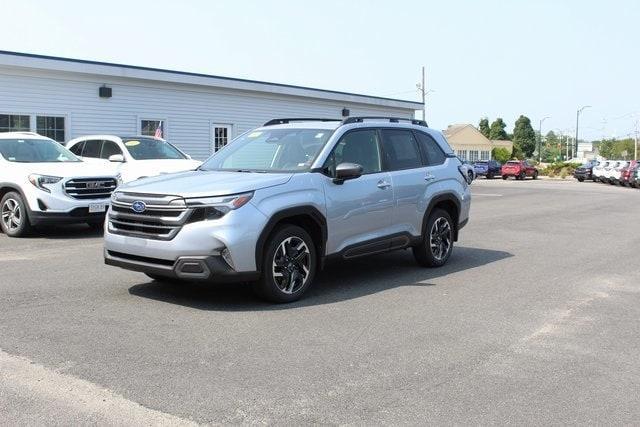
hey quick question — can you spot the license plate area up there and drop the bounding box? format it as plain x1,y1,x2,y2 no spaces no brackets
88,203,107,213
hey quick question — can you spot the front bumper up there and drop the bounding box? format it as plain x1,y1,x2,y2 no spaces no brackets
104,250,259,283
573,171,591,180
29,207,106,226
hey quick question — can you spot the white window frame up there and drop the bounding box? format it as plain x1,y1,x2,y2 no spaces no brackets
211,122,234,153
0,111,70,143
457,149,468,160
137,116,168,139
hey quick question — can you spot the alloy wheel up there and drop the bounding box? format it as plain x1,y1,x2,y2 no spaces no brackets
1,198,22,232
429,217,452,261
272,236,311,294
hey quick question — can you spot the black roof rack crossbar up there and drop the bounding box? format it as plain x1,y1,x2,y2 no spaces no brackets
263,118,342,126
342,116,428,127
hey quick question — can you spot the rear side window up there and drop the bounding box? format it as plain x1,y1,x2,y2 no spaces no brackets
380,129,422,170
415,132,446,166
82,140,102,158
69,141,85,156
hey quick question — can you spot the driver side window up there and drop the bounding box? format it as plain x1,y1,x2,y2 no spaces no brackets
324,130,382,177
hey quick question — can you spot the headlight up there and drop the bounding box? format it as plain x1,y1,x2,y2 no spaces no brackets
186,192,253,221
28,174,62,193
115,173,123,186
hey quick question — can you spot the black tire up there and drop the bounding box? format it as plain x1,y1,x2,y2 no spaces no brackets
486,173,493,179
533,171,539,180
502,175,508,180
578,178,584,182
1,191,32,237
518,172,525,180
253,224,317,303
413,208,454,268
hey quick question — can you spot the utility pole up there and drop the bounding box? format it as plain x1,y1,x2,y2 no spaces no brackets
538,116,550,163
575,105,591,160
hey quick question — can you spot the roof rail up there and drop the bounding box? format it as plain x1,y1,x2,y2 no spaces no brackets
263,118,342,126
342,116,428,127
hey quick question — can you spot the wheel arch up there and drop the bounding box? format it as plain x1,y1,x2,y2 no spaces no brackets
255,206,327,272
422,193,461,242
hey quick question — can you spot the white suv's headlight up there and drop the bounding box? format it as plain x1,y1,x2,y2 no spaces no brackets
28,174,62,193
186,192,253,220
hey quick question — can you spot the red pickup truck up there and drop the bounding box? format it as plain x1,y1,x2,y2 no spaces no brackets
501,160,539,180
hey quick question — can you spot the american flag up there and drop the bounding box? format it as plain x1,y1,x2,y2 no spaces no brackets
154,121,163,138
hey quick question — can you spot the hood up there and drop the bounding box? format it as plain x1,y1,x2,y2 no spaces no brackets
14,160,116,178
127,159,202,175
117,170,293,197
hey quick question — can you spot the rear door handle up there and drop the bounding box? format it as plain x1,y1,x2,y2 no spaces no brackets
377,180,391,189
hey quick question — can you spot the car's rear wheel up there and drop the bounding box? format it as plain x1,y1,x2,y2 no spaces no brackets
502,175,508,180
533,171,539,180
578,177,584,182
518,172,525,180
1,192,32,237
413,208,454,268
486,173,493,179
253,224,316,303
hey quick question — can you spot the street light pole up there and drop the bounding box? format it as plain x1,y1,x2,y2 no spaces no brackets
575,105,591,160
538,116,550,163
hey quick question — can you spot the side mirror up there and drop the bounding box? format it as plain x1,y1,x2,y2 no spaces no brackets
108,154,125,163
333,162,363,184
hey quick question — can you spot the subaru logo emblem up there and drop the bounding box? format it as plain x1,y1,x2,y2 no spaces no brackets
131,201,146,213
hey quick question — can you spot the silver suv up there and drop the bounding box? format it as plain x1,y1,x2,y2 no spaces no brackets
104,117,472,302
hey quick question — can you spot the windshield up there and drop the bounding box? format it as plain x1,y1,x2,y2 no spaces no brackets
0,138,80,163
122,138,186,160
199,128,334,172
475,161,488,165
506,161,520,165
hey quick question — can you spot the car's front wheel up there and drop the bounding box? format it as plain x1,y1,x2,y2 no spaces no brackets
533,171,539,180
253,225,316,303
413,208,454,268
1,192,32,237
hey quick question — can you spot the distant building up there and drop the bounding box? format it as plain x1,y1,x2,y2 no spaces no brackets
443,124,514,161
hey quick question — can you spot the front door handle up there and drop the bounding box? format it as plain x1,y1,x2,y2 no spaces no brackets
377,180,391,189
425,174,436,181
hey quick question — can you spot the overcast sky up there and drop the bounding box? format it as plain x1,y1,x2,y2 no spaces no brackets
1,0,638,140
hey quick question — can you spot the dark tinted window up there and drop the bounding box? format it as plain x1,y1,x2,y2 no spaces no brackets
100,141,122,159
415,132,446,166
324,129,382,176
69,141,85,156
82,140,102,158
380,129,422,170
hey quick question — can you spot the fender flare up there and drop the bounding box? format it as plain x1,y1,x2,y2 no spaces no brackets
421,193,462,241
255,206,328,272
0,183,35,222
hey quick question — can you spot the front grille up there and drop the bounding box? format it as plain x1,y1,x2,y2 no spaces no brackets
108,193,192,240
65,178,117,199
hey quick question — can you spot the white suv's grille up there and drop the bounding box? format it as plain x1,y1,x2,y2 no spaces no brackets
65,178,117,199
108,193,192,240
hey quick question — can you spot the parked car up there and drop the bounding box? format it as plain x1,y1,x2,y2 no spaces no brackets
602,160,624,184
66,135,201,183
620,161,639,186
104,117,472,303
592,160,610,182
632,165,640,188
501,160,538,180
573,160,597,182
610,160,631,185
473,160,502,179
0,132,119,237
458,158,476,181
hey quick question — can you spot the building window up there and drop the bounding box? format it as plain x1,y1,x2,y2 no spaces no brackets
141,119,165,138
457,149,468,160
469,150,479,162
480,150,490,160
36,116,65,142
0,114,30,133
213,125,232,152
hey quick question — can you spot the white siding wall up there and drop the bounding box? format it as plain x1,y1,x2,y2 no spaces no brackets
0,67,416,160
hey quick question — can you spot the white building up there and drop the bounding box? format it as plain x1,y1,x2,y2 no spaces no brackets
0,51,420,160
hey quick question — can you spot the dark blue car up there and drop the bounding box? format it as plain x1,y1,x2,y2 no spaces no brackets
473,160,502,179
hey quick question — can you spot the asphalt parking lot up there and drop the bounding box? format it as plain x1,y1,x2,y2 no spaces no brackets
1,179,639,425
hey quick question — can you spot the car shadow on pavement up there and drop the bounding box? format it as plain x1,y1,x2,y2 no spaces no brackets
128,246,513,311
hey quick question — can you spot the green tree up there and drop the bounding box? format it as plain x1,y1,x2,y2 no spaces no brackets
489,118,508,140
491,147,511,163
512,115,537,158
596,138,635,159
478,118,490,138
542,130,560,162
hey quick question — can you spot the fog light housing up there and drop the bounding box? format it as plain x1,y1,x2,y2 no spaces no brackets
221,248,235,270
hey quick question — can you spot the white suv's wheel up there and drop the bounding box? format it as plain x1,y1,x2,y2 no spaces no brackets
1,192,32,237
254,225,316,303
413,208,454,267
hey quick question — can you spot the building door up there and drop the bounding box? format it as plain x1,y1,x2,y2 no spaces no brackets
212,124,233,152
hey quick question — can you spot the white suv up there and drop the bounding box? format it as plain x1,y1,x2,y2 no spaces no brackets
66,135,201,183
0,132,119,237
